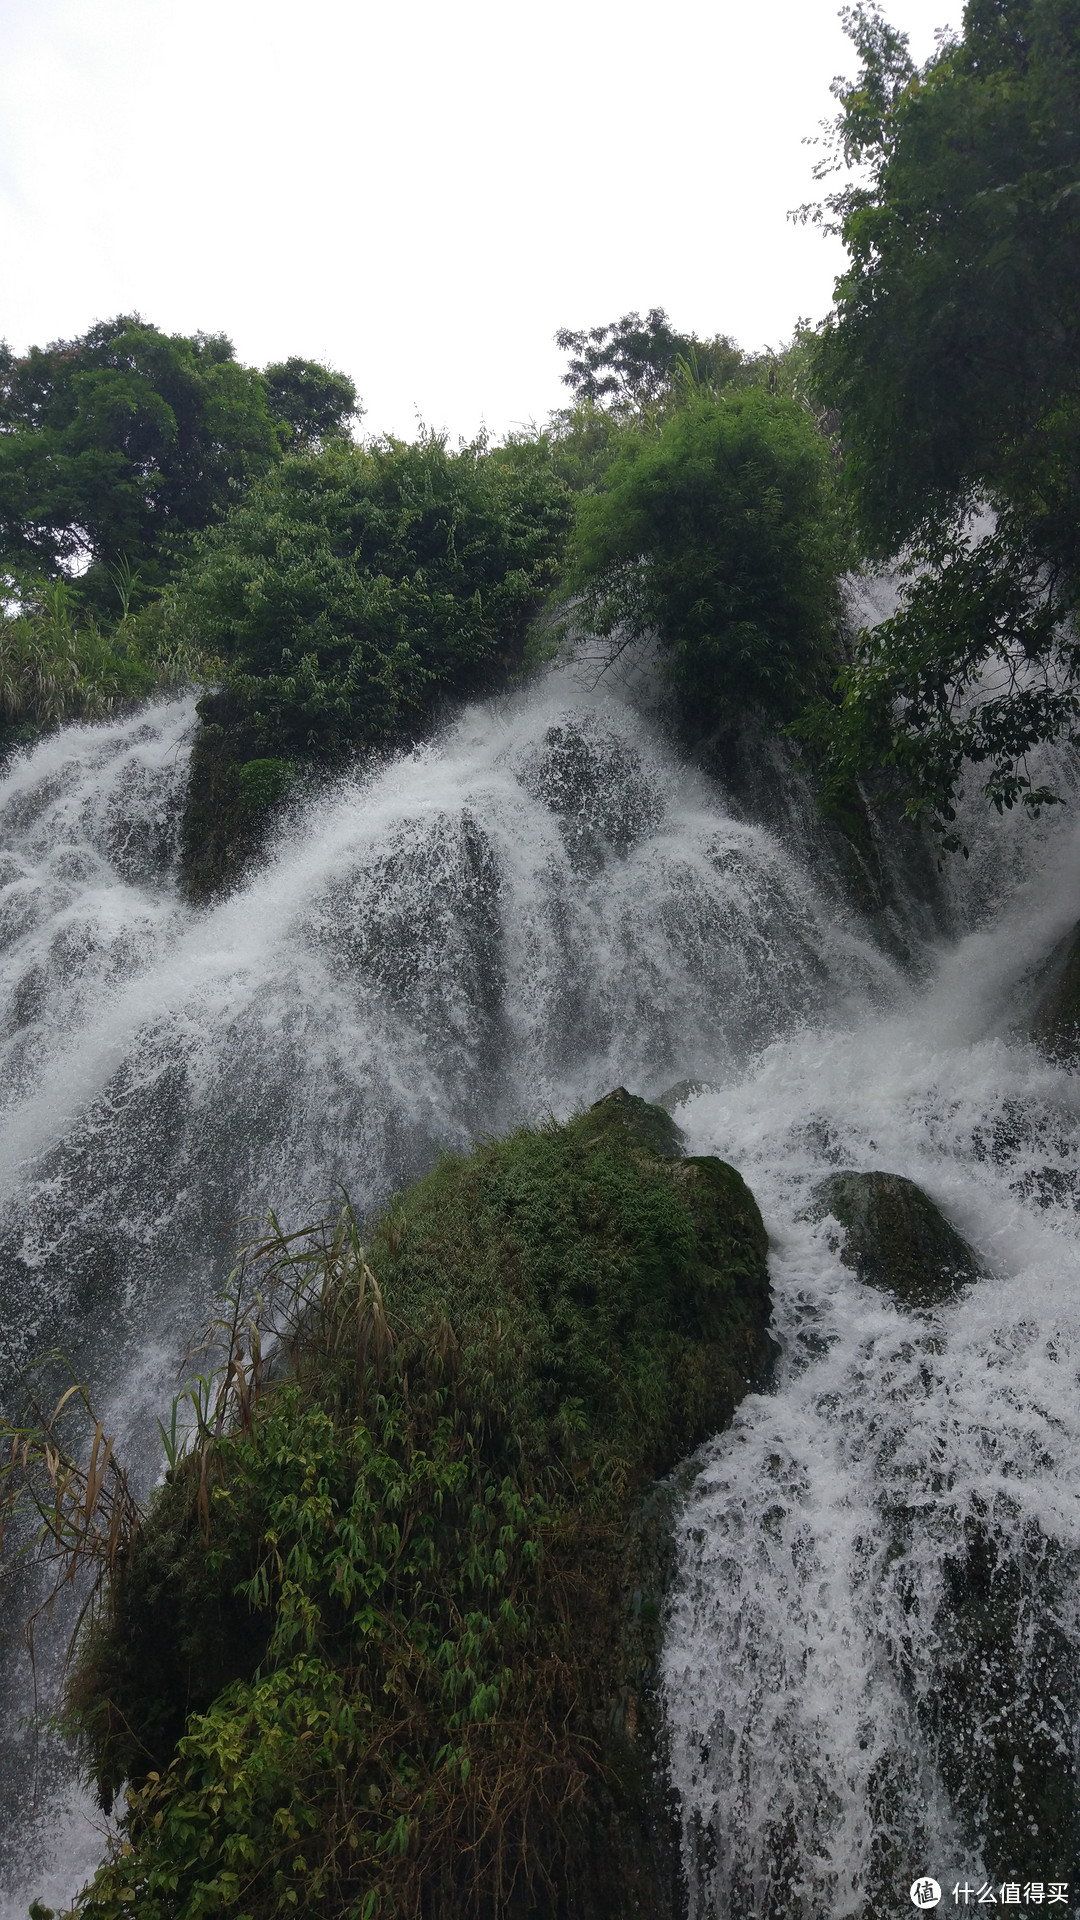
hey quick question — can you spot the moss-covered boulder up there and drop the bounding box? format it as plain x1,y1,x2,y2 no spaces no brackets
1030,919,1080,1063
179,689,298,900
810,1169,983,1308
66,1091,774,1920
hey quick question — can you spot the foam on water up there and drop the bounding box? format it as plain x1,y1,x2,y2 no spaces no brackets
0,676,888,1389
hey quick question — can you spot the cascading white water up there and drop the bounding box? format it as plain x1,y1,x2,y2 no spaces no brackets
0,662,1078,1914
662,823,1080,1915
0,677,890,1393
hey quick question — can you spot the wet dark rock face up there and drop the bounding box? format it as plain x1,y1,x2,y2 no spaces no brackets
1030,918,1080,1063
810,1169,984,1308
928,1514,1080,1887
517,718,664,871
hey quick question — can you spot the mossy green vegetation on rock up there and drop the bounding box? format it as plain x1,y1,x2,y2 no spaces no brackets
166,431,573,897
810,1169,984,1308
178,690,302,899
63,1090,774,1920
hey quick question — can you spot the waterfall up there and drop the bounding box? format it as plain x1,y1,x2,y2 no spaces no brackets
661,803,1080,1912
0,665,1078,1914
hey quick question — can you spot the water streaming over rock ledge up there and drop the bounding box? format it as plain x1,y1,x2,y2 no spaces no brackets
1,667,1080,1914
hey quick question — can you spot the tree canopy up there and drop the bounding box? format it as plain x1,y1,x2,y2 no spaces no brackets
0,316,358,606
805,0,1080,842
555,308,745,413
568,387,846,732
263,357,360,454
814,0,1080,566
171,432,574,762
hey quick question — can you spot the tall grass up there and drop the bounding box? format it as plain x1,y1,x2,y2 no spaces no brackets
0,574,213,743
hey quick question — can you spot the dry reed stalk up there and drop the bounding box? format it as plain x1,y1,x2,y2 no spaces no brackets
0,1366,142,1667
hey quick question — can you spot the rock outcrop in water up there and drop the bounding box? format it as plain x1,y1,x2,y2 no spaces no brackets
810,1169,984,1308
1029,918,1080,1063
64,1091,774,1920
179,688,302,900
517,718,664,874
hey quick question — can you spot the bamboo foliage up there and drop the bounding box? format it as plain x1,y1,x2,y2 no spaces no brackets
0,600,102,728
0,572,215,740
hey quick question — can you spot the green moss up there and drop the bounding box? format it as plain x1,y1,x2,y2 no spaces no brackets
66,1092,774,1920
237,756,296,810
364,1089,768,1476
179,692,293,900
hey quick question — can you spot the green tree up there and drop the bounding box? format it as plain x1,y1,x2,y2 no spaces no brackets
263,356,360,453
567,388,846,733
0,318,361,611
0,316,282,601
555,308,745,413
174,431,574,761
805,0,1080,837
814,0,1080,563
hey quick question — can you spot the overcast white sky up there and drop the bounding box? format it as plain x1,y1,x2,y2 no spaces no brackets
0,0,953,441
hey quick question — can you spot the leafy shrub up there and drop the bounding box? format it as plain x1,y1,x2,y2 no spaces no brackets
61,1092,773,1920
163,431,572,896
567,387,847,734
170,432,574,765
